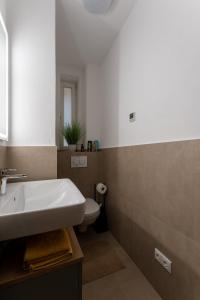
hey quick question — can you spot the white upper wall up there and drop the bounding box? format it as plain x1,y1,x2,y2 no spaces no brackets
85,65,102,143
0,0,7,146
7,0,56,146
100,0,200,148
0,0,5,20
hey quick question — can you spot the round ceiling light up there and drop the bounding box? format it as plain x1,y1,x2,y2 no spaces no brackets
82,0,113,14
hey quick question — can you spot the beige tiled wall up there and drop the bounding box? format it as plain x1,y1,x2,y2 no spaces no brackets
2,141,199,298
6,146,57,180
103,140,200,300
0,146,7,168
57,150,103,198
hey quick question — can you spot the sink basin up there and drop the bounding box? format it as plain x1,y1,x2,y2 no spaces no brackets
0,179,86,241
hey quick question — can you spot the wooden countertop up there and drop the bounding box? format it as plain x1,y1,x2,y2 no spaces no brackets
0,228,83,288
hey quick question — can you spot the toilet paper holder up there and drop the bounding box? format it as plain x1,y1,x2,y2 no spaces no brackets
94,183,107,204
93,183,108,233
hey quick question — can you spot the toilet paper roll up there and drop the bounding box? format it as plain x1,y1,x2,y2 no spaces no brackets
96,183,107,195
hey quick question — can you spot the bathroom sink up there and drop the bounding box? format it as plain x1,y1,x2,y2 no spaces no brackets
0,179,86,241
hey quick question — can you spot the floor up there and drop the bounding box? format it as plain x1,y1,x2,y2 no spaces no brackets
77,229,162,300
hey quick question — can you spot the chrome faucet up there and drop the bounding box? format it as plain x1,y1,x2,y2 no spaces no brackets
0,169,27,195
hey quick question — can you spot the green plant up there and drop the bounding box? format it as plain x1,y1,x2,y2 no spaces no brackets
62,122,83,145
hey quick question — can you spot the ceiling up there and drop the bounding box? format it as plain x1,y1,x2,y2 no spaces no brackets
56,0,136,69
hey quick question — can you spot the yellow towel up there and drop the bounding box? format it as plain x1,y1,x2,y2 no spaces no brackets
24,229,73,271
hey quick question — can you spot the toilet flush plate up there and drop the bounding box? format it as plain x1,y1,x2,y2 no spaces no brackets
71,156,87,168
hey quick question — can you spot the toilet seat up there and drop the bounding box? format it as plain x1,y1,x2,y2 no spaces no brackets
84,198,100,220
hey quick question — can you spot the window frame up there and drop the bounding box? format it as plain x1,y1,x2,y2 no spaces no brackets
60,81,77,149
0,13,8,141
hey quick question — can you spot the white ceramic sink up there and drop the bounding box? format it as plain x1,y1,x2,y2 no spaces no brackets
0,179,86,241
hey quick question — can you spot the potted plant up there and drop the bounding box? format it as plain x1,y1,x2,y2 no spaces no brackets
62,122,83,151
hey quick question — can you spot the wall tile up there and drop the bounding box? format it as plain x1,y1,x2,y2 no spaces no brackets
0,146,7,169
57,150,103,198
103,139,200,300
6,146,57,180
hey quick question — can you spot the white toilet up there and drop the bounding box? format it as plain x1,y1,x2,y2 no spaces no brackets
79,198,100,232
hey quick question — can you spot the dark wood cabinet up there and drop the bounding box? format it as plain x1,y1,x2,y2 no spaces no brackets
0,228,83,300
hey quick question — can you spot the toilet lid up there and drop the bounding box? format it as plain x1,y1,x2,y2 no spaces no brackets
85,198,100,215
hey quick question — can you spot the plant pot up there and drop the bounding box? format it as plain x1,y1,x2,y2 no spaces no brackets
68,144,77,151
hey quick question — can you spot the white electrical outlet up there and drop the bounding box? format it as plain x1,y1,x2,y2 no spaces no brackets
155,248,172,274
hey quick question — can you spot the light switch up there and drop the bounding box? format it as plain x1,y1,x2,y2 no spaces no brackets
129,112,136,122
71,156,87,168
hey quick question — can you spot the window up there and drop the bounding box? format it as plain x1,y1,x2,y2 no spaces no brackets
60,81,77,147
0,13,8,141
64,87,72,126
